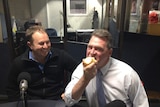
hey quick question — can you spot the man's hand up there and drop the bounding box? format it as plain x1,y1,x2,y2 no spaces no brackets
83,60,97,81
61,93,65,100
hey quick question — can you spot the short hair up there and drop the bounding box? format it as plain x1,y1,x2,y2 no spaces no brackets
25,25,46,43
91,29,113,49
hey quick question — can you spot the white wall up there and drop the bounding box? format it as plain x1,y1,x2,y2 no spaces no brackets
46,0,64,37
30,0,48,28
67,0,106,31
30,0,64,36
30,0,106,36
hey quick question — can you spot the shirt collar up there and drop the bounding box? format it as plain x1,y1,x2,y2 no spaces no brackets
29,51,34,61
29,51,52,63
100,57,112,75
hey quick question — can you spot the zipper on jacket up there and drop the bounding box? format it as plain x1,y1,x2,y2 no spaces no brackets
43,76,46,97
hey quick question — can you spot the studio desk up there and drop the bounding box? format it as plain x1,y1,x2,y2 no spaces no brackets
0,100,66,107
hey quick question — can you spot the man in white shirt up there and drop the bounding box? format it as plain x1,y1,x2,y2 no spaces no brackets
63,29,149,107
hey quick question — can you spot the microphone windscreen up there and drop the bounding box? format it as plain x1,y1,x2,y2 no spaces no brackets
106,100,126,107
17,72,31,83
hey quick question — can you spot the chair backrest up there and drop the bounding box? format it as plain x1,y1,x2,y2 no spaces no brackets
45,28,57,37
65,41,87,63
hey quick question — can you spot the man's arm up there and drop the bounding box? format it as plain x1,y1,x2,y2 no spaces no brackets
64,62,97,106
71,74,90,100
128,70,149,107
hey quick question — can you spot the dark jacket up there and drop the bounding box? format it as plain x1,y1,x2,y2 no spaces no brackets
7,48,78,102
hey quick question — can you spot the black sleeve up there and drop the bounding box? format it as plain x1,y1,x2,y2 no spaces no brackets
6,57,22,102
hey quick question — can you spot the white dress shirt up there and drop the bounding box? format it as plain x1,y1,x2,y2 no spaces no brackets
64,57,149,107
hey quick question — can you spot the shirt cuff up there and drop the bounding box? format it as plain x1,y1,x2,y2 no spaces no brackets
64,86,81,106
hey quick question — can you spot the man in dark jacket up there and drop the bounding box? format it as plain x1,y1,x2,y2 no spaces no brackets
7,25,78,102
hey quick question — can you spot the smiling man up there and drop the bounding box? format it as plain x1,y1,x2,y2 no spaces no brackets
7,25,78,102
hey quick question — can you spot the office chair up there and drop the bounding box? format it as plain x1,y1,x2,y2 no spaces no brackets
45,28,57,37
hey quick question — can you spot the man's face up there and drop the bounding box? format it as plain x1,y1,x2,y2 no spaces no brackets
86,36,112,68
28,31,51,59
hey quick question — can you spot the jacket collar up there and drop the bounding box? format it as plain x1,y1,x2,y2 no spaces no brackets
21,48,59,61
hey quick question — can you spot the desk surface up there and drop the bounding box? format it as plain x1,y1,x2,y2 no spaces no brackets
0,100,66,107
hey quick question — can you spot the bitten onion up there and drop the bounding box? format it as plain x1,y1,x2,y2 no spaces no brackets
82,57,97,67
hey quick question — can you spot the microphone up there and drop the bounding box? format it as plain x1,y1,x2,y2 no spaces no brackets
17,72,31,93
17,72,31,107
